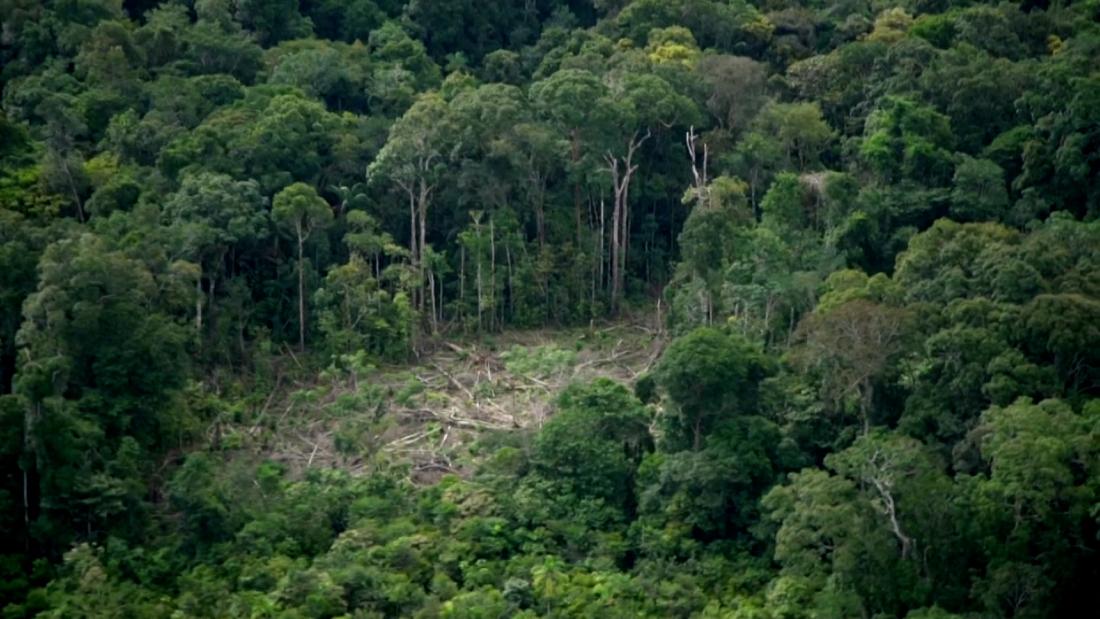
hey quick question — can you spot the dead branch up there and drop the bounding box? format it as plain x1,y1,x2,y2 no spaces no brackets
443,341,468,355
410,408,511,431
430,360,475,400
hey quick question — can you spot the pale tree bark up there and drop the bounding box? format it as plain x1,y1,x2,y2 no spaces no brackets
506,243,514,320
533,176,547,249
296,223,306,351
685,126,709,201
392,152,438,317
489,215,497,331
604,129,650,314
60,157,85,223
867,447,915,560
418,176,430,307
195,271,204,338
427,268,438,335
407,184,417,277
472,213,485,333
598,197,606,295
570,128,583,245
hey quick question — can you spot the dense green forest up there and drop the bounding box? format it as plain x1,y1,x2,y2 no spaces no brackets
1,0,1099,616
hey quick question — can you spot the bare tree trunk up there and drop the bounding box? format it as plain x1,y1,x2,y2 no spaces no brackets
860,379,874,436
489,216,497,331
61,158,85,223
531,171,547,250
460,245,466,323
685,126,709,199
476,221,484,333
23,403,34,553
195,271,203,339
428,268,438,335
571,128,582,245
622,190,630,294
621,165,633,299
297,233,306,351
407,187,418,310
418,179,430,315
591,199,598,318
870,471,913,559
604,130,649,315
610,166,623,312
506,244,514,321
208,273,217,345
598,197,606,295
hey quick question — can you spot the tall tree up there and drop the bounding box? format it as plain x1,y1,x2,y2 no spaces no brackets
368,93,454,316
531,68,608,245
163,172,268,340
15,233,186,551
601,71,698,312
654,327,771,450
793,300,911,435
273,183,333,350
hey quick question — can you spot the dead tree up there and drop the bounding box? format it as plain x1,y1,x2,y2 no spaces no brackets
604,129,651,314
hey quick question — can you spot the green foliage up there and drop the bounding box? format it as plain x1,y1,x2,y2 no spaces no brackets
525,379,650,525
654,327,771,450
951,156,1009,222
500,344,576,379
1,1,1098,617
862,96,955,185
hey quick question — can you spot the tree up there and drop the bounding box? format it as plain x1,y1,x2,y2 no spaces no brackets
951,156,1009,222
15,233,186,549
163,172,268,340
242,94,341,193
273,183,333,350
732,130,784,214
674,175,752,325
861,97,955,185
234,0,310,45
368,93,454,318
314,254,413,360
762,469,872,586
697,54,768,133
601,70,699,312
183,13,264,82
749,102,834,172
893,219,1019,304
1019,293,1100,395
761,173,806,231
268,45,354,107
636,412,787,540
503,122,562,250
37,96,89,222
531,68,608,244
826,431,950,562
792,300,910,435
528,379,651,522
367,21,442,115
967,398,1100,617
654,327,771,450
0,209,44,395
